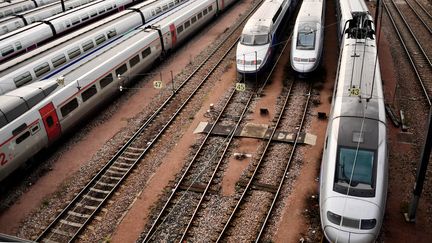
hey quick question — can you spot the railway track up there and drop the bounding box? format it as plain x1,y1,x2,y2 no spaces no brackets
215,81,312,242
384,0,432,106
35,1,265,242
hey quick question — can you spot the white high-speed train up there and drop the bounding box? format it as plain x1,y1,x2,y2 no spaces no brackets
0,0,138,63
0,0,57,19
290,0,324,74
319,0,387,242
0,0,189,95
236,0,297,74
0,0,237,181
0,0,95,36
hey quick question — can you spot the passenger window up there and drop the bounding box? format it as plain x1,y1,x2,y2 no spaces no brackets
100,73,113,88
60,98,79,117
13,71,32,87
99,8,106,14
177,25,183,34
81,14,89,21
46,116,54,127
1,45,14,57
1,26,8,34
162,4,168,11
107,5,113,11
52,54,67,68
67,47,81,59
16,131,30,144
198,12,202,19
169,2,174,7
107,29,117,39
31,125,40,133
82,40,94,52
12,124,27,136
155,7,162,14
71,17,80,26
15,41,22,50
130,55,140,67
184,20,190,29
95,34,106,45
90,11,97,17
34,62,50,77
203,9,208,15
4,10,12,16
208,5,213,12
115,64,127,77
81,85,97,102
142,47,151,58
191,16,196,24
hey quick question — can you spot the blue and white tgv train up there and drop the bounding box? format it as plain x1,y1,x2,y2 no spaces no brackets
319,0,387,242
236,0,294,74
290,0,325,74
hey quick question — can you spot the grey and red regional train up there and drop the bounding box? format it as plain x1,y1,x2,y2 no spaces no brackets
0,0,237,181
319,0,388,242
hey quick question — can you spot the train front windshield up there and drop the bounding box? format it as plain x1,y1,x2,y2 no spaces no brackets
296,22,317,50
240,34,269,45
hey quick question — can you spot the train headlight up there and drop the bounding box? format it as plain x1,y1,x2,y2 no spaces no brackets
327,211,342,225
252,59,262,65
293,57,301,62
360,218,377,230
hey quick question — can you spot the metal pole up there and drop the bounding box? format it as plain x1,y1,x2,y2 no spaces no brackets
171,70,175,94
374,0,380,23
61,0,66,12
243,54,246,83
255,51,258,85
405,106,432,222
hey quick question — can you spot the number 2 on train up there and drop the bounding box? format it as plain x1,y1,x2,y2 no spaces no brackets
0,152,7,166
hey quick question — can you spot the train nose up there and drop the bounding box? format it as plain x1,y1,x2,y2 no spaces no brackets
324,226,375,243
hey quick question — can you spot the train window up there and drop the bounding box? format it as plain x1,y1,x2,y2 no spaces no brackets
151,10,155,16
203,9,208,15
107,5,113,11
130,55,140,67
177,25,183,34
15,41,22,50
81,14,89,21
1,26,7,34
13,71,32,87
82,40,94,52
142,47,151,58
60,98,78,117
100,73,113,88
98,8,106,14
71,17,80,26
46,116,54,127
82,85,97,102
155,7,162,14
34,62,50,78
113,4,117,8
4,10,12,16
115,64,127,77
191,16,196,24
197,12,202,19
0,13,3,18
95,34,106,45
52,54,67,68
16,131,30,144
67,47,81,59
14,21,22,29
208,5,213,12
107,29,117,39
14,7,21,13
1,45,14,57
184,21,190,29
169,2,174,7
162,4,168,11
90,11,97,17
175,0,179,3
12,123,27,136
31,125,40,134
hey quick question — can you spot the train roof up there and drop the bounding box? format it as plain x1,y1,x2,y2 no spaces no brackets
296,0,323,23
242,0,285,35
337,41,383,122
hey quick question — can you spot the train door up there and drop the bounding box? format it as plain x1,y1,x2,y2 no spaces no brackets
170,24,177,46
39,102,61,143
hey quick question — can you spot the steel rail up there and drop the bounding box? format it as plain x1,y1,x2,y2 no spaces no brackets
404,0,432,35
384,0,432,106
256,84,312,242
35,2,255,242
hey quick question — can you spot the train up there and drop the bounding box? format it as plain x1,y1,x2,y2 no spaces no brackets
0,0,189,95
0,0,96,36
0,0,57,19
319,0,388,242
0,0,237,182
290,0,325,74
236,0,297,74
0,0,140,63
